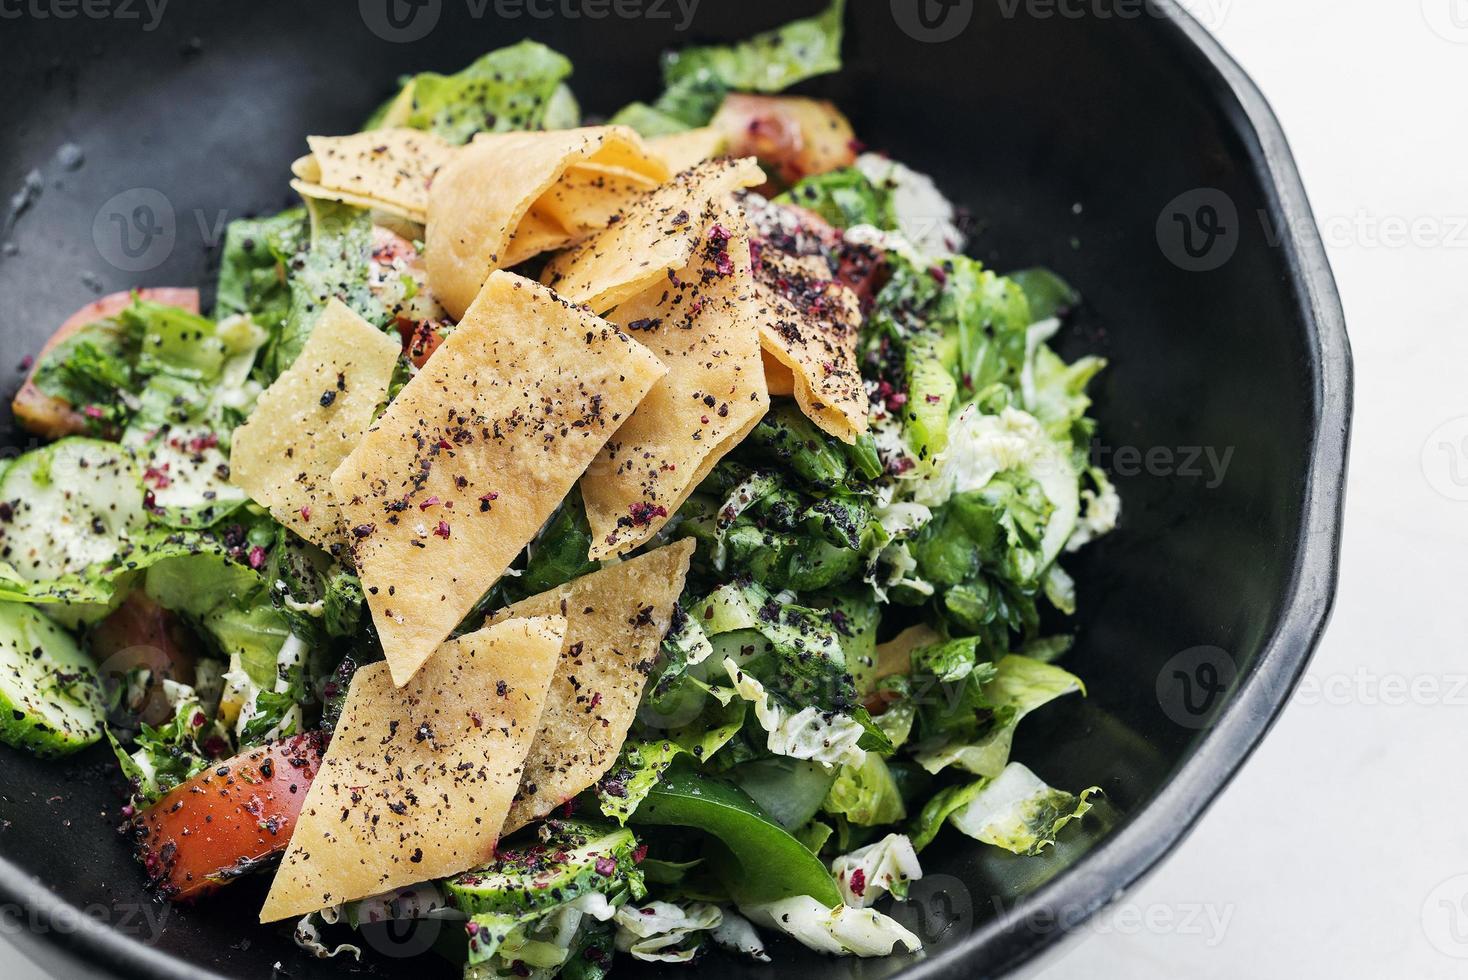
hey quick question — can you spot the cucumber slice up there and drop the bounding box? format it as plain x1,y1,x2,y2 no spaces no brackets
446,820,641,917
0,437,146,582
0,601,106,757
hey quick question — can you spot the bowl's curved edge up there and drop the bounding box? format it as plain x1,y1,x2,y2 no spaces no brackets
0,4,1353,980
902,4,1354,978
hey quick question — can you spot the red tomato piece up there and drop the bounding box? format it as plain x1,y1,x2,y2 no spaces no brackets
131,731,328,902
12,287,200,439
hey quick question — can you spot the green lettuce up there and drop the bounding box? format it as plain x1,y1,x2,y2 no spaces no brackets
370,40,577,144
662,0,846,97
265,200,385,379
144,552,287,686
910,762,1097,855
613,0,846,134
215,208,305,335
776,166,896,230
913,654,1083,778
823,752,907,827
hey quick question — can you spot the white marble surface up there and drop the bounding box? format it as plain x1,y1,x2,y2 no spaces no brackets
2,1,1461,978
1033,1,1468,977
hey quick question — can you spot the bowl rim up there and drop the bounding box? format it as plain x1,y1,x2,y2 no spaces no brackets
0,2,1352,978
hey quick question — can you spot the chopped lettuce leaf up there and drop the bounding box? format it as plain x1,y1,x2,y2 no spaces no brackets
613,900,721,963
215,209,305,335
911,762,1097,855
662,0,846,96
373,41,576,144
830,833,922,907
823,752,907,827
724,657,868,767
913,655,1083,777
740,895,920,957
265,200,384,380
777,166,896,230
853,154,965,255
107,679,217,804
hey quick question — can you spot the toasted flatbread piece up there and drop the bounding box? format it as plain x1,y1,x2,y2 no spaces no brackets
761,349,797,396
541,156,766,314
581,200,770,558
754,249,868,444
290,129,456,224
489,539,695,833
426,126,668,318
259,616,567,922
330,271,666,687
649,127,728,173
229,299,400,551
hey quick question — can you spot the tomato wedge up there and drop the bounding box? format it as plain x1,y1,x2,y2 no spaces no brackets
12,287,200,439
89,593,199,728
711,94,858,188
131,731,328,902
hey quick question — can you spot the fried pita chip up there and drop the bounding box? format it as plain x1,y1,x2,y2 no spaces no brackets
489,539,695,833
259,616,567,922
290,129,456,224
761,348,797,396
754,248,868,444
426,126,668,318
330,271,666,687
540,156,766,314
649,127,728,173
581,201,770,558
229,299,401,552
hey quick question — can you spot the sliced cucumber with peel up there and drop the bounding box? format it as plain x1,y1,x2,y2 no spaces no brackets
0,601,107,757
0,437,146,582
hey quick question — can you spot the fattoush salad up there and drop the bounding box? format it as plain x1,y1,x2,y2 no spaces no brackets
0,2,1119,975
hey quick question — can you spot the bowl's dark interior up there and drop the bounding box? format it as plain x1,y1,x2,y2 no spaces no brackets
0,3,1323,979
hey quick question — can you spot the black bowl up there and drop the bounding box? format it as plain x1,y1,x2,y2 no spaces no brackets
0,1,1350,977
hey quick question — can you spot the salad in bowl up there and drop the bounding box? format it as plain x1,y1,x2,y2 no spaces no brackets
0,2,1118,975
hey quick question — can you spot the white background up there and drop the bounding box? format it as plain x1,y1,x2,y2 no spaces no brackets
1033,0,1468,977
3,1,1465,978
